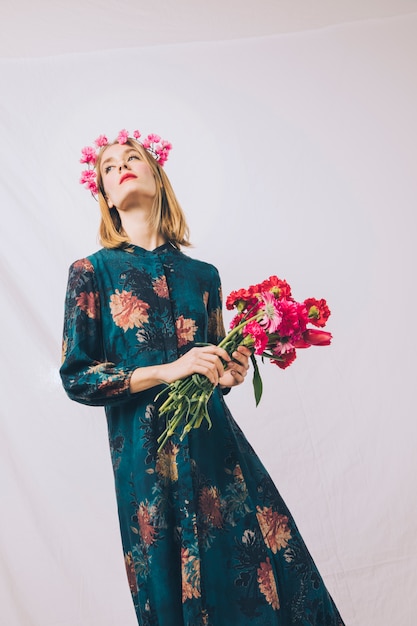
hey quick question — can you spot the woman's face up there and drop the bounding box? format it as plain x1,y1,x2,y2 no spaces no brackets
99,142,157,210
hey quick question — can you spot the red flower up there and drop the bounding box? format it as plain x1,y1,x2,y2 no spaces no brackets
300,328,332,346
271,349,296,369
226,288,253,311
304,298,331,327
230,312,245,329
259,275,292,300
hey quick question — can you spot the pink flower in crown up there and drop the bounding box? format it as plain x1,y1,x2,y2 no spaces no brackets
87,180,99,195
79,169,99,195
117,129,129,144
95,134,108,147
80,169,97,185
243,321,268,355
80,146,97,164
79,128,172,194
142,137,151,149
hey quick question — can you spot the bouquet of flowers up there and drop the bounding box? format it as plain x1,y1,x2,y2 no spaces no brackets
156,275,332,450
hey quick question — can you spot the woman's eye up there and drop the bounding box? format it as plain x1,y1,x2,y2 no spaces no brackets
128,155,139,162
104,165,114,174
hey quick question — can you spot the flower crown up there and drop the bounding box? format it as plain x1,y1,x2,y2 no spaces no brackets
79,129,172,195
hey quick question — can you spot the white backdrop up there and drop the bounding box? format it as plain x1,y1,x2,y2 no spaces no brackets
1,12,416,626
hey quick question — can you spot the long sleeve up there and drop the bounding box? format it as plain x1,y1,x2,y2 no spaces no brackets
206,267,227,346
60,258,133,407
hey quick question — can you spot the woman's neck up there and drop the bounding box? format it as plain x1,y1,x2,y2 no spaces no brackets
119,207,166,251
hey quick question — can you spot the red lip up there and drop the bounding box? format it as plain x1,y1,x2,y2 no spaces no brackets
119,173,137,184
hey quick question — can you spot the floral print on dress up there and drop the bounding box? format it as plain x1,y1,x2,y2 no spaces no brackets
199,486,223,528
76,291,100,319
152,275,170,298
137,501,158,546
110,289,150,331
181,546,201,602
257,557,279,610
155,441,180,482
72,257,94,273
175,315,197,347
256,506,292,553
125,552,139,595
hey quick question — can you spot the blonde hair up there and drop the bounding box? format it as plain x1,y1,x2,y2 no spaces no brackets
95,138,191,249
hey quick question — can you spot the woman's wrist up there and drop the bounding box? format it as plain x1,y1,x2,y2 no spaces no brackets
129,364,168,394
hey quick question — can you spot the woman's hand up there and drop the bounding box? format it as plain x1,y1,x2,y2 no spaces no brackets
160,345,231,386
219,345,252,389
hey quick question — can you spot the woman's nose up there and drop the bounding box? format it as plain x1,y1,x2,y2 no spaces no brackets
118,161,129,171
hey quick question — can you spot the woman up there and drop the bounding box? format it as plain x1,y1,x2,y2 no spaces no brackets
60,130,345,626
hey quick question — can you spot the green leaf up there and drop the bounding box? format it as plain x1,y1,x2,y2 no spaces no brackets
251,354,263,406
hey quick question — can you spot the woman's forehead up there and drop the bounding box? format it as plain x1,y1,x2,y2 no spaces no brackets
101,143,140,163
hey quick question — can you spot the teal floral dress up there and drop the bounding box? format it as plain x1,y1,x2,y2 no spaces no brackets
60,242,344,626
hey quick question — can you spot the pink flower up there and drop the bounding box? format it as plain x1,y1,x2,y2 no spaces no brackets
94,134,108,147
142,137,151,149
80,146,97,164
272,341,295,356
117,129,129,144
276,299,305,339
243,321,268,355
87,180,99,195
80,169,98,194
147,133,161,143
133,129,141,139
259,292,282,333
79,169,96,184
